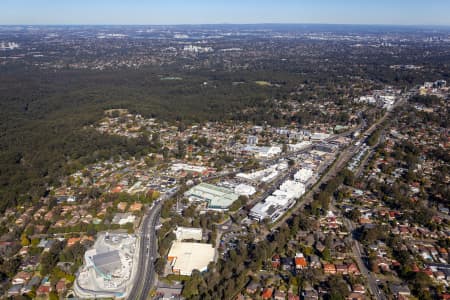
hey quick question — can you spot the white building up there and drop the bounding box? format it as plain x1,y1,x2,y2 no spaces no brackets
294,168,313,183
288,141,312,152
249,180,305,222
183,45,213,53
234,183,256,196
236,161,287,184
168,242,215,276
241,145,282,159
171,163,207,174
311,133,331,141
0,42,19,50
175,227,203,241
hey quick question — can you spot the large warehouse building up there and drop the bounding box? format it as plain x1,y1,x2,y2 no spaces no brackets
184,183,239,210
168,227,215,276
168,242,215,276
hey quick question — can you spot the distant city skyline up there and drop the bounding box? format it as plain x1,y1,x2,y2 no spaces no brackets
1,0,450,26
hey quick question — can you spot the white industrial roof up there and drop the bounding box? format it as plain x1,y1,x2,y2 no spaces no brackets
234,183,256,196
168,242,215,276
175,227,203,241
294,168,313,183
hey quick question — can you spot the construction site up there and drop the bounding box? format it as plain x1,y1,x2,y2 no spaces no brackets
74,232,139,299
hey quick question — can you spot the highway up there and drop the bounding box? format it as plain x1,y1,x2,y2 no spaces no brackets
128,190,178,300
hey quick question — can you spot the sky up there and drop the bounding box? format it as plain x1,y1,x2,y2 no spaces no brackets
1,0,450,26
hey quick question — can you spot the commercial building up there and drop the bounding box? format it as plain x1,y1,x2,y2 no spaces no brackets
315,143,339,153
288,141,312,152
171,163,207,174
241,145,282,159
175,227,203,241
91,250,122,278
311,133,331,141
168,242,215,276
236,161,288,184
294,168,313,183
250,180,305,222
184,183,239,210
234,183,256,196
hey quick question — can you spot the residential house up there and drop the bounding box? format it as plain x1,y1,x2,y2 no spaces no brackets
262,288,274,300
36,284,52,297
295,253,308,269
390,284,411,297
272,254,281,269
67,237,81,247
7,285,22,297
246,281,259,295
302,288,319,300
117,202,128,211
12,271,32,285
336,264,348,275
347,293,365,300
274,290,286,300
129,202,143,212
323,263,336,274
347,263,360,275
288,292,300,300
352,285,365,294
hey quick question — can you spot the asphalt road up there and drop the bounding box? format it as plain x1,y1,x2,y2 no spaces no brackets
344,219,386,300
127,203,159,300
128,190,177,300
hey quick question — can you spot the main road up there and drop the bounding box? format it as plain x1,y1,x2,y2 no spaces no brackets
344,218,386,300
128,190,178,300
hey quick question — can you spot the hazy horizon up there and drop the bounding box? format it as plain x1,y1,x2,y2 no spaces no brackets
2,0,450,26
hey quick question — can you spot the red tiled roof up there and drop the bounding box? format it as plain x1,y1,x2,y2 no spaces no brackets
295,257,307,267
262,288,273,299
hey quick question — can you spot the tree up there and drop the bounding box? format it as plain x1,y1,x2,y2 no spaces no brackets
327,275,350,299
21,234,30,247
162,147,170,160
321,248,332,262
49,292,59,300
0,257,21,278
176,141,186,159
229,196,247,212
345,209,361,222
155,258,166,275
40,241,64,275
367,129,381,147
182,270,203,298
